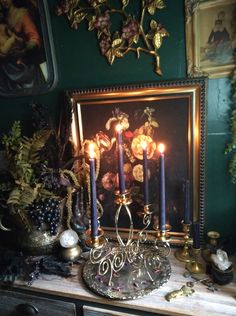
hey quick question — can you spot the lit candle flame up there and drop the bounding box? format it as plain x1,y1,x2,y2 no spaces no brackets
141,140,147,150
116,124,123,133
89,143,95,159
158,143,165,154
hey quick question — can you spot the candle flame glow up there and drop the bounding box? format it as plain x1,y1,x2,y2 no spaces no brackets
89,143,95,159
71,113,78,149
141,140,147,150
158,143,165,154
116,124,123,133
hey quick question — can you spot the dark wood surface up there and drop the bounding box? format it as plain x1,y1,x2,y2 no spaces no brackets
0,289,76,316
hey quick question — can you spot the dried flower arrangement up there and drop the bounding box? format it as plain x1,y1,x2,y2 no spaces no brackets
0,104,79,239
55,0,169,75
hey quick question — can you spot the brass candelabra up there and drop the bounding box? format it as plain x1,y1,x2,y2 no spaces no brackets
186,247,205,274
175,221,193,262
82,190,171,299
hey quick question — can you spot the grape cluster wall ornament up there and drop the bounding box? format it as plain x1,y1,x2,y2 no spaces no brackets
55,0,169,75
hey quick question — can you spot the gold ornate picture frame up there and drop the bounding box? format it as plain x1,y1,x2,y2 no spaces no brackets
68,78,207,245
185,0,236,78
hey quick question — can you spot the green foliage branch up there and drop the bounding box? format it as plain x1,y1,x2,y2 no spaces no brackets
225,66,236,183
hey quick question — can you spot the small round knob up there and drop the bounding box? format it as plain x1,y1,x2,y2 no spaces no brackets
16,303,39,315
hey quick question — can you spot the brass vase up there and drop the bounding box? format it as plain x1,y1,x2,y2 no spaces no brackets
15,225,64,255
0,200,65,255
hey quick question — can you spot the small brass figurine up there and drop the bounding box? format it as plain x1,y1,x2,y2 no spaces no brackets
165,285,195,302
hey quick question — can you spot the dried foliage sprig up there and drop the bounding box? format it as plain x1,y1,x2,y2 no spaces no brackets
1,122,52,230
55,0,169,75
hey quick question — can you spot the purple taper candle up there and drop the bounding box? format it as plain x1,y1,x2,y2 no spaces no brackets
89,143,98,238
184,179,191,224
116,124,126,194
142,141,149,205
193,221,200,248
158,143,166,232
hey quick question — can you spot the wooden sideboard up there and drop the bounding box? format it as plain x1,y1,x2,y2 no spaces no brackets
0,251,235,316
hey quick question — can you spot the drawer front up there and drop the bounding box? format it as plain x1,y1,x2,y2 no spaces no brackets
0,289,76,316
83,305,141,316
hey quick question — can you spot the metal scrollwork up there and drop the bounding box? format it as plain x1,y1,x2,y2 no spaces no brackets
55,0,169,76
83,191,171,299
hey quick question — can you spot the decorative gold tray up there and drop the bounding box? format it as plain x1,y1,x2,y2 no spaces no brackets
82,244,171,300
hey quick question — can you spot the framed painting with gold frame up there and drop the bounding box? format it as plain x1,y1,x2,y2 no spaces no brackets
185,0,236,78
68,78,207,245
0,0,57,97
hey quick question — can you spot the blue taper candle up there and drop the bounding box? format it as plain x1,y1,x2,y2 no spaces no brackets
142,141,149,205
89,144,98,238
116,124,126,194
158,143,166,232
193,221,200,248
184,179,191,224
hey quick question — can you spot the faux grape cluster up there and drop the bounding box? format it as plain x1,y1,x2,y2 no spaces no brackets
40,171,61,193
121,20,139,42
99,34,111,55
28,198,61,235
94,12,111,31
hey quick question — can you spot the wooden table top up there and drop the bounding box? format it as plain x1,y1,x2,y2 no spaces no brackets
13,250,236,316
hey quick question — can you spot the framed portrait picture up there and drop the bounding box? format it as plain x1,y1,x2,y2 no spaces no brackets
185,0,236,78
68,78,207,245
0,0,57,97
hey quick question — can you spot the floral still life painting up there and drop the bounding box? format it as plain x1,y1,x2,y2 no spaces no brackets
76,103,189,235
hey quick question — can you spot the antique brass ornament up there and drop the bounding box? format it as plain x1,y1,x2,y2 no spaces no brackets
165,285,195,302
55,0,169,75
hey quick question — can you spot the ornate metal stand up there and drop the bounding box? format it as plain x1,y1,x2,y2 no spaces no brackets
82,191,171,300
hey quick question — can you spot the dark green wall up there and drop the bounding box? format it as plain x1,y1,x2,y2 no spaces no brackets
0,0,235,240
